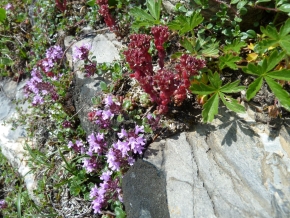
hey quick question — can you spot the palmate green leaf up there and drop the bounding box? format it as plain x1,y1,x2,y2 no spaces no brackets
223,39,246,53
180,38,194,53
219,53,241,70
220,93,245,113
146,0,161,21
265,76,290,111
200,45,219,58
261,25,279,40
129,7,155,22
131,21,154,31
190,83,216,95
202,93,219,123
208,72,222,89
267,69,290,81
246,77,263,100
243,63,263,76
220,80,246,93
189,11,204,30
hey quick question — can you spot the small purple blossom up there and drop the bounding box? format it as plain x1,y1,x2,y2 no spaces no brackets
4,3,13,11
117,129,128,139
73,44,91,61
41,58,54,72
67,140,85,154
135,125,144,135
102,110,113,120
100,170,112,181
62,120,72,128
32,95,44,105
83,156,99,173
46,45,63,61
0,199,7,209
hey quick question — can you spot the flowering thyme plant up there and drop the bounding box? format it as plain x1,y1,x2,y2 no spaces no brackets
67,94,160,214
73,43,97,77
24,45,64,105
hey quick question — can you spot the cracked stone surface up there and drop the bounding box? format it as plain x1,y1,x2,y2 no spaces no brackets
122,108,290,218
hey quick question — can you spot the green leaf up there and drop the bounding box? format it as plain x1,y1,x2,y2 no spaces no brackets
278,4,290,13
280,39,290,54
246,77,263,100
265,76,290,111
208,72,222,89
189,11,204,30
266,50,285,72
220,93,245,113
87,0,95,6
223,39,246,53
261,25,279,40
279,18,290,36
0,8,6,23
170,52,183,59
146,0,161,21
17,187,22,218
129,7,155,22
243,63,263,76
180,38,194,53
100,81,108,91
220,80,246,93
267,69,290,81
115,207,126,218
219,53,241,70
190,83,217,95
202,93,219,122
131,20,154,31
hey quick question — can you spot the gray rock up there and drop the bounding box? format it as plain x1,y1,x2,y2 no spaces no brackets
65,33,123,134
122,108,290,218
0,79,37,203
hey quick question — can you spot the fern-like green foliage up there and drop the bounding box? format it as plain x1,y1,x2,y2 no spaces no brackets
243,50,290,111
190,72,246,122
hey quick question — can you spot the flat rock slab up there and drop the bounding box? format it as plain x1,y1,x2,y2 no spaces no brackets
0,79,37,202
123,108,290,218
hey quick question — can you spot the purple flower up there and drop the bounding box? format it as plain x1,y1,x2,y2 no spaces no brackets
4,3,13,11
62,120,72,128
100,170,112,181
0,199,7,209
135,125,144,134
106,148,121,171
83,156,99,173
117,129,128,139
73,44,91,61
116,140,130,157
88,132,107,154
41,58,54,72
104,95,114,107
46,45,63,61
32,95,44,105
102,110,113,120
67,141,74,148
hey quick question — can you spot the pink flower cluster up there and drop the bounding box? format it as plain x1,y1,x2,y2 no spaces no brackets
72,43,96,77
24,45,64,105
67,95,157,214
124,25,206,113
96,0,116,31
90,171,122,213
